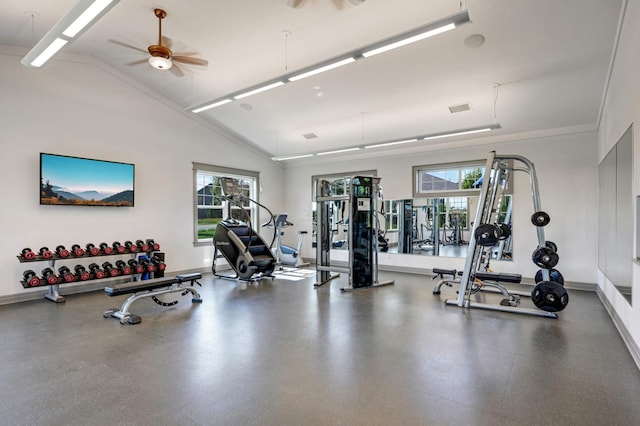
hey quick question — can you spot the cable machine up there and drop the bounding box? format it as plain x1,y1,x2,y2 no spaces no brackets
315,176,394,292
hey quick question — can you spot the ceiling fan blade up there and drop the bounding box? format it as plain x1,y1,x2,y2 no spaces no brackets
125,59,149,66
108,39,147,54
169,64,185,78
161,35,173,49
172,56,208,66
288,0,306,8
332,0,344,9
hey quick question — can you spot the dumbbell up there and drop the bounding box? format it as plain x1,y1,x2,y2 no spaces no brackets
88,263,106,279
139,258,156,272
99,242,113,255
127,259,145,274
39,247,53,259
42,268,59,285
74,265,91,281
86,243,100,256
146,239,160,251
124,241,138,253
102,261,120,277
23,270,41,287
112,241,126,254
151,255,166,271
56,245,70,258
71,244,85,257
58,266,76,283
136,240,150,252
115,260,132,275
20,248,36,260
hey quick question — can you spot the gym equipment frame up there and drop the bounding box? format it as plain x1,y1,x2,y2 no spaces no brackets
442,151,561,318
314,176,394,292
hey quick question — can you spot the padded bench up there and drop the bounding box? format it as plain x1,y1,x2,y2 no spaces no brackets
473,271,522,284
104,273,203,325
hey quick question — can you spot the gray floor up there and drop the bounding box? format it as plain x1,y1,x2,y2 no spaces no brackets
1,270,639,426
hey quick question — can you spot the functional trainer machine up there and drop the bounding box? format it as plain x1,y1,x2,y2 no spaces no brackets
435,151,567,318
212,178,277,281
314,175,394,291
262,214,309,268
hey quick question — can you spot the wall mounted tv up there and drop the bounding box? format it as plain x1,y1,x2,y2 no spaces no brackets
40,153,135,207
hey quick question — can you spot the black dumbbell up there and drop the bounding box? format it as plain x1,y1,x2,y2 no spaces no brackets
23,270,41,287
99,242,113,255
151,255,166,271
86,243,100,256
74,265,91,281
112,241,126,254
146,239,160,251
42,268,59,285
139,258,156,272
39,247,53,259
71,244,85,257
56,245,70,258
58,266,76,283
115,260,132,275
102,261,120,277
20,248,36,260
88,263,105,279
124,241,138,253
136,240,150,252
128,259,144,274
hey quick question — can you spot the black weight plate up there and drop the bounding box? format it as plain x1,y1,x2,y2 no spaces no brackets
535,269,564,286
531,211,551,227
498,223,511,240
531,281,569,312
532,247,559,268
475,224,499,246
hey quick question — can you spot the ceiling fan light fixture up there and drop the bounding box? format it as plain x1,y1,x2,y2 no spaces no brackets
148,55,172,70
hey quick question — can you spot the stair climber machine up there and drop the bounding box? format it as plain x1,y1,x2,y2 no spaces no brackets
262,214,309,269
314,176,394,292
212,178,277,281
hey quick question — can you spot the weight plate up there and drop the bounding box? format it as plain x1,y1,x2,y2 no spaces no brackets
474,223,500,246
531,211,551,227
531,247,559,269
534,268,564,286
531,280,569,312
498,223,511,240
545,241,558,253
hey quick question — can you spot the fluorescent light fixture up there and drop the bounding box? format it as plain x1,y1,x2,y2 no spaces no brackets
317,147,361,156
29,38,69,68
362,23,456,57
289,57,356,82
271,154,315,161
21,0,120,68
364,138,418,149
192,99,233,113
188,10,470,113
422,126,494,141
234,82,285,100
62,0,117,37
272,123,500,161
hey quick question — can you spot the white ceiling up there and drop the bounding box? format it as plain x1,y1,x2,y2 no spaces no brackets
0,0,624,161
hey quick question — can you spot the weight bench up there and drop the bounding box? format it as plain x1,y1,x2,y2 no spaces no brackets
103,273,202,325
432,268,463,294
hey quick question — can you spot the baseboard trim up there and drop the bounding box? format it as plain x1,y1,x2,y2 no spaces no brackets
596,287,640,371
0,267,211,306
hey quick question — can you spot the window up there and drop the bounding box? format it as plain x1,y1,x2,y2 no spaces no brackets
413,161,485,198
384,200,399,231
193,163,259,246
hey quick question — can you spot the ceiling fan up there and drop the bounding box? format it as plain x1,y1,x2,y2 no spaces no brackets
285,0,367,10
109,8,208,77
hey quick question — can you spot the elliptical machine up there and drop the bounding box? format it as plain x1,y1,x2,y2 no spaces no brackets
262,214,309,268
212,178,277,281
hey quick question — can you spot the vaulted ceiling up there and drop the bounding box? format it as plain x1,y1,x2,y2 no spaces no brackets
0,0,624,162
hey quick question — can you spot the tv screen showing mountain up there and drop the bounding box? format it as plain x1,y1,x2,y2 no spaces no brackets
40,153,135,207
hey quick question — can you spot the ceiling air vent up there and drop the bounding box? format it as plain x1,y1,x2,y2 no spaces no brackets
302,133,318,140
448,103,472,114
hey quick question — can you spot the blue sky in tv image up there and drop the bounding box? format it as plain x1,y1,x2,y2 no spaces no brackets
41,154,134,195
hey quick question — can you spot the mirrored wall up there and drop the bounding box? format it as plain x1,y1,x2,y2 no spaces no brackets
598,125,633,304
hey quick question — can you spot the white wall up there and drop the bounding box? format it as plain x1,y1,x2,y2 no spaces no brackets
0,48,283,299
283,132,598,284
597,0,640,354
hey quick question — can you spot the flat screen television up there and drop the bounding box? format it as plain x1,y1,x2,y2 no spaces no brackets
40,153,135,207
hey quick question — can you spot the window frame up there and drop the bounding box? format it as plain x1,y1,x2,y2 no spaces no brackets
193,163,260,247
412,160,486,198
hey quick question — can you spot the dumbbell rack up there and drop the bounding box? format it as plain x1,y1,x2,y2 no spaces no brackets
17,242,162,303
